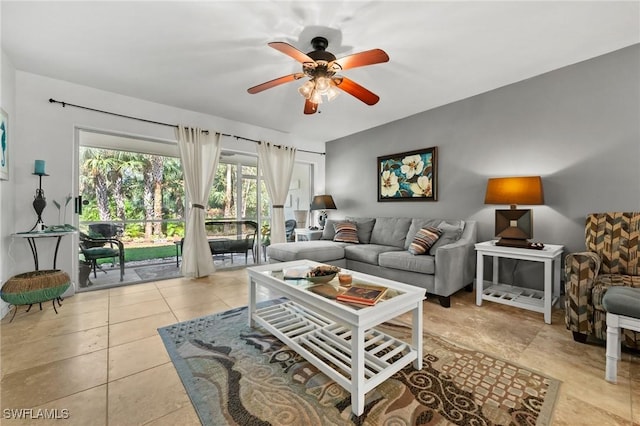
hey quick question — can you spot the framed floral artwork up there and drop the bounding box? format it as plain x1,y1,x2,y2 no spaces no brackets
0,108,8,181
378,146,437,201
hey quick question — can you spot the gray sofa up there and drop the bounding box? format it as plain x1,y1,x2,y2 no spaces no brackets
267,217,477,307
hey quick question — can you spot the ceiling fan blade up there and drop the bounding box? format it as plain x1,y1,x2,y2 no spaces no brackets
334,77,380,105
268,42,314,63
247,74,303,94
331,49,389,71
304,99,318,115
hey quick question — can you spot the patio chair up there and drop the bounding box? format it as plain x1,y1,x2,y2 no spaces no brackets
88,223,123,239
79,232,125,281
285,219,297,242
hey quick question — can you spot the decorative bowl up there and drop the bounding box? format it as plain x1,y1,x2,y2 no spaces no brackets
306,273,336,284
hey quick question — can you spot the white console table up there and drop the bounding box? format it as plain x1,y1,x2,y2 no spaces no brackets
475,241,564,324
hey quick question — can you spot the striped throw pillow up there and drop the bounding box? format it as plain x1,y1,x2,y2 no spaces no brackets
333,222,360,243
408,227,442,255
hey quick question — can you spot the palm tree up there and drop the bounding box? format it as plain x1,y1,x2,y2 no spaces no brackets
162,158,185,235
208,163,228,217
241,177,254,218
223,163,234,218
142,155,154,239
151,155,164,236
82,148,116,220
110,151,144,226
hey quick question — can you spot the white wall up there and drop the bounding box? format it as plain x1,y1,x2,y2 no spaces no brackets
4,70,325,307
1,51,17,318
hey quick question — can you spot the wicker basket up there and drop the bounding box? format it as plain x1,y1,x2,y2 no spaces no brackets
1,270,70,306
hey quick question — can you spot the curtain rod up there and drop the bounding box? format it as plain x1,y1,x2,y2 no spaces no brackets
48,98,325,155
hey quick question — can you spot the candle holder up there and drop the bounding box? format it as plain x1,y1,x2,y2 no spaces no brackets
31,172,49,232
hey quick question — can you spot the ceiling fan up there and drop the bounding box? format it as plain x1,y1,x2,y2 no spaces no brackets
247,36,389,114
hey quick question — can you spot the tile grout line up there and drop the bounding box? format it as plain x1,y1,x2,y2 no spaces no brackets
155,281,181,324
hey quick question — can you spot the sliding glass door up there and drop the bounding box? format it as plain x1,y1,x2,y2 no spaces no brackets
77,134,186,290
77,129,313,290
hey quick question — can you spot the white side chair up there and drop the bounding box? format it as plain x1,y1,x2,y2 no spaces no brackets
603,287,640,383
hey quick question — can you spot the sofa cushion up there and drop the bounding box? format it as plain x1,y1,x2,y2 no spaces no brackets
379,251,436,274
592,274,640,312
408,227,442,255
334,222,359,243
602,285,640,318
82,247,119,258
404,218,442,249
370,217,412,248
429,220,465,254
267,241,346,263
344,244,402,265
321,219,339,240
345,217,376,244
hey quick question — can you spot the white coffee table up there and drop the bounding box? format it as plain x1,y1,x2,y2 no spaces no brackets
247,259,425,416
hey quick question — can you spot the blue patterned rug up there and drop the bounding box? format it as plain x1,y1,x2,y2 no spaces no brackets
158,301,559,425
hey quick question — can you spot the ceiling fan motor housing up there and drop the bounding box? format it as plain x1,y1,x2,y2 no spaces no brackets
310,36,329,51
307,36,336,62
304,36,339,79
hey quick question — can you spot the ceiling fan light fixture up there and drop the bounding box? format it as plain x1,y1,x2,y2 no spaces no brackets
298,80,315,99
315,76,330,93
326,85,340,101
310,90,323,104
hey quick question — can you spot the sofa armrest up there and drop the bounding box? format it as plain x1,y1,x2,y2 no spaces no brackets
564,251,601,334
434,221,477,296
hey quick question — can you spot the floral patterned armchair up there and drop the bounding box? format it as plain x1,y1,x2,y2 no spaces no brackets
565,212,640,349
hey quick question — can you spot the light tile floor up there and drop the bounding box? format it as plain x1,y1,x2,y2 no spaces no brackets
1,269,638,425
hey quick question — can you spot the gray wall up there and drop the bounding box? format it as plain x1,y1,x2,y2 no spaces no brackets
326,44,639,287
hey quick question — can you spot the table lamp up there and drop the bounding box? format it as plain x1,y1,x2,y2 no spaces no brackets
310,195,336,229
484,176,544,248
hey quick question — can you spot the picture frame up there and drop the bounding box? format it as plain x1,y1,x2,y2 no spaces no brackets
0,108,8,181
378,147,437,201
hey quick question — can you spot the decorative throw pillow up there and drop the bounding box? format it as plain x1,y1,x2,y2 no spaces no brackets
429,221,465,254
333,222,360,243
408,227,442,255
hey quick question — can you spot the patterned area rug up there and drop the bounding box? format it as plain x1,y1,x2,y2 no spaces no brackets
158,301,560,425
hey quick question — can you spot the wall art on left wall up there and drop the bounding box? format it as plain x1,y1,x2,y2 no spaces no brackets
0,108,8,181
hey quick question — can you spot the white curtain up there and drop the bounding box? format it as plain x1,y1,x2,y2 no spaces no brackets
176,126,221,278
257,142,297,244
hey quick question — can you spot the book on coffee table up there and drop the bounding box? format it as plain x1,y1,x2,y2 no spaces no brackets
337,284,387,306
308,284,339,299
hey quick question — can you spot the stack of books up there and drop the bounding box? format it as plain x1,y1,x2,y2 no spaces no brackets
336,284,387,306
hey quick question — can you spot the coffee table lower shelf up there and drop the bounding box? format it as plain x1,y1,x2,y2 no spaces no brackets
254,301,418,406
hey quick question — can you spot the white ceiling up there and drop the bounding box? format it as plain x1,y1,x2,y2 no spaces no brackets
2,1,639,147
